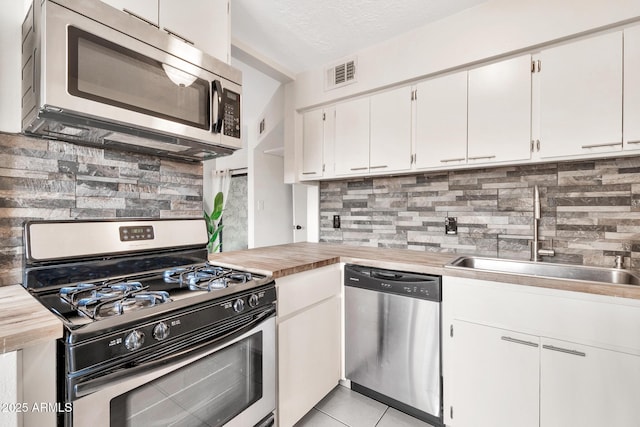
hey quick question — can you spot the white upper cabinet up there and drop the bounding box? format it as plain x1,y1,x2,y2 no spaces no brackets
300,107,335,180
624,25,640,150
101,0,230,63
468,55,532,164
537,31,622,158
369,86,413,173
100,0,158,25
414,71,468,169
159,0,230,63
334,97,370,176
300,109,325,180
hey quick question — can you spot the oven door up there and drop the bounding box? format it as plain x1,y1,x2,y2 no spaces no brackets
70,315,275,427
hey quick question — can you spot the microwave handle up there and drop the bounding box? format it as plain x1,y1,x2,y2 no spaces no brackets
212,79,224,134
73,306,275,399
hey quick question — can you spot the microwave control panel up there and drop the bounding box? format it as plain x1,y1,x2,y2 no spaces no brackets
223,89,241,138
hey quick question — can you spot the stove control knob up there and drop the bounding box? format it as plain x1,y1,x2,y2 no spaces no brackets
125,330,145,351
248,294,259,308
233,298,245,313
153,322,170,341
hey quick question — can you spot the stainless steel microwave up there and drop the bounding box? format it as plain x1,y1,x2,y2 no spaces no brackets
21,0,242,162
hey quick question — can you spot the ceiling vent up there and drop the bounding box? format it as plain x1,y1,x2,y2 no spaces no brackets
325,58,357,90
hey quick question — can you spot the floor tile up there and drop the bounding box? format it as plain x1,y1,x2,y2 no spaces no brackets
376,407,435,427
315,385,387,427
294,408,349,427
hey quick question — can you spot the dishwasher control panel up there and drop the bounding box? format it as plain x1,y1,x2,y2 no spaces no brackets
344,264,441,302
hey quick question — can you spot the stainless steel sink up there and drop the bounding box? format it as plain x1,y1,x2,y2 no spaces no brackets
446,256,640,286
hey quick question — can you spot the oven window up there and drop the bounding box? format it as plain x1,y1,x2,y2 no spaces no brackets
67,26,210,130
110,332,263,426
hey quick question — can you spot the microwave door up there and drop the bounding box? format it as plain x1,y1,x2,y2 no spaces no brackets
40,1,221,145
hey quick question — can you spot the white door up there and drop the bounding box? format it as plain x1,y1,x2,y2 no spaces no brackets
415,71,468,169
539,31,622,158
624,25,640,149
334,97,370,176
300,109,324,180
369,86,412,173
540,337,640,427
292,184,308,243
468,55,532,164
450,321,539,427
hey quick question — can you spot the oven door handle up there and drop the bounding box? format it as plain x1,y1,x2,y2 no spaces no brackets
74,307,275,399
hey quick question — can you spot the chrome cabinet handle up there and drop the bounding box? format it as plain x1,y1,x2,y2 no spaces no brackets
350,167,368,171
163,27,195,45
369,165,388,169
123,8,159,28
501,336,539,348
543,344,586,357
440,158,466,163
626,140,640,145
301,172,317,175
468,155,496,161
581,142,622,149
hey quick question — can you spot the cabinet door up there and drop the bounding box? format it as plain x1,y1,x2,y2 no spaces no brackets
415,72,468,169
370,86,412,173
100,0,159,25
540,338,640,427
624,26,640,149
450,321,539,427
278,296,341,427
300,109,325,180
323,106,336,178
468,55,532,164
539,31,622,158
159,0,230,62
334,97,370,176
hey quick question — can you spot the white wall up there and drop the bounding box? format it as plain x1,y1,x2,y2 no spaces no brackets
294,0,640,110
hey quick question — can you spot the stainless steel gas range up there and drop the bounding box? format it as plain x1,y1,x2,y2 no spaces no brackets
22,218,275,427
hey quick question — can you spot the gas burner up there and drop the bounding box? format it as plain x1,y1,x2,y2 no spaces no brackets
60,281,172,319
163,263,239,291
81,291,171,320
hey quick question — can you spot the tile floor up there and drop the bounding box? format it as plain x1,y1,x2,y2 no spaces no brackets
294,385,435,427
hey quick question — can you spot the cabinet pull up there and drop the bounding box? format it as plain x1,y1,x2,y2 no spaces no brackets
370,165,388,169
542,344,586,357
123,9,159,28
626,140,640,145
536,139,541,152
350,167,368,171
501,336,539,348
537,60,542,72
163,27,195,45
440,157,466,163
468,155,496,161
301,172,316,175
581,142,622,150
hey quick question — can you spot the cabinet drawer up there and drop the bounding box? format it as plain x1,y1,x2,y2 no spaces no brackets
276,264,341,318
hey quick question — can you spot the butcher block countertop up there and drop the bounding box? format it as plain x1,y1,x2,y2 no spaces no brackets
0,285,62,354
210,242,640,301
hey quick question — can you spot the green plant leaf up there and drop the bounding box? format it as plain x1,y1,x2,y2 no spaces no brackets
212,192,224,221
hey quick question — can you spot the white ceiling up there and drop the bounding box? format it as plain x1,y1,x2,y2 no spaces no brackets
231,0,489,75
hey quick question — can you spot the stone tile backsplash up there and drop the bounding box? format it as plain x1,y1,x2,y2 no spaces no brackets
0,132,203,286
320,157,640,270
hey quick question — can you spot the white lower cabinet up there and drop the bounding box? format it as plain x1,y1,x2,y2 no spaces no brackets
444,276,640,427
540,337,640,427
451,320,539,427
276,265,342,427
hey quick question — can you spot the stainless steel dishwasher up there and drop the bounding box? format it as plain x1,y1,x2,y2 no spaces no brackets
345,264,442,427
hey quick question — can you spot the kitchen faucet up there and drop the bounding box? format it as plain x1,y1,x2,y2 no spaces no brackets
531,185,555,262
